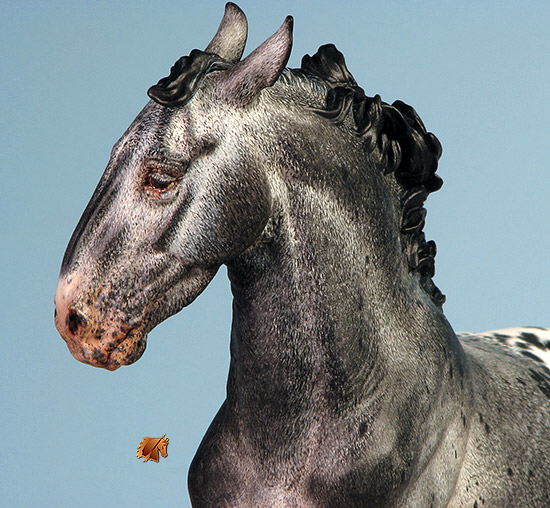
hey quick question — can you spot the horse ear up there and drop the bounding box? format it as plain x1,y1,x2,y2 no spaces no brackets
205,3,248,63
218,16,293,104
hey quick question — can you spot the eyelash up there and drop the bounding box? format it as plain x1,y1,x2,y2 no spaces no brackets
142,162,187,195
145,170,179,194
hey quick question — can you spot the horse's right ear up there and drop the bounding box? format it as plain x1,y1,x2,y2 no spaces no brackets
217,16,293,105
205,3,248,63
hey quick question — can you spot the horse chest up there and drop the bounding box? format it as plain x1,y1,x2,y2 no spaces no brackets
188,417,429,508
188,418,375,507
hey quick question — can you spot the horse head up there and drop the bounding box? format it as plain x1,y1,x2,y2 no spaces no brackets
54,3,293,370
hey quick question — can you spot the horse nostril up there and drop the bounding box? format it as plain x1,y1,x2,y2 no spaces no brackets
67,308,87,335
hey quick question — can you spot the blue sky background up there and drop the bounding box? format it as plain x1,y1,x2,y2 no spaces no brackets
1,1,549,506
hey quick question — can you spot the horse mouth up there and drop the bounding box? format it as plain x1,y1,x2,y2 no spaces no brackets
98,328,148,371
60,319,148,371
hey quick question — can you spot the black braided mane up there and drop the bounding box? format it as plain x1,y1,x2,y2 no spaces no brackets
148,49,231,106
302,44,445,307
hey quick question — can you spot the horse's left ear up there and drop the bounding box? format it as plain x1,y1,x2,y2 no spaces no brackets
205,3,248,63
218,16,293,104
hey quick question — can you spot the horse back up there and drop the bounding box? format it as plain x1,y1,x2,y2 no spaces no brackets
453,328,550,507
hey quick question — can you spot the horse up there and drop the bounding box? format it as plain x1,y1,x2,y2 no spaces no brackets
54,3,550,507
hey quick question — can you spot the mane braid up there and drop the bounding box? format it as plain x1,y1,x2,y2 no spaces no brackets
301,44,445,307
148,49,232,106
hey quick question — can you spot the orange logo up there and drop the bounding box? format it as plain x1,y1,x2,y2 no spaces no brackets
136,434,169,462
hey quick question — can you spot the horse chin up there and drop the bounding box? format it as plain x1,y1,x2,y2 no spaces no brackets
102,328,148,371
63,325,148,371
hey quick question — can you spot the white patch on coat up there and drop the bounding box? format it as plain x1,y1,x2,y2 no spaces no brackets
458,327,550,367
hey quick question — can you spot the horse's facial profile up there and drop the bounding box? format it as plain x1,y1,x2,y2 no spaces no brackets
54,5,292,370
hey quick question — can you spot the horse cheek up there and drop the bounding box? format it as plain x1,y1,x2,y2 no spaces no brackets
166,173,271,265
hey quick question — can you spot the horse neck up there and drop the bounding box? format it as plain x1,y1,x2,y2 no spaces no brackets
225,128,462,441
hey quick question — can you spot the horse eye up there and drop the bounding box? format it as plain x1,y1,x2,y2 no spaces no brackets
144,170,178,194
